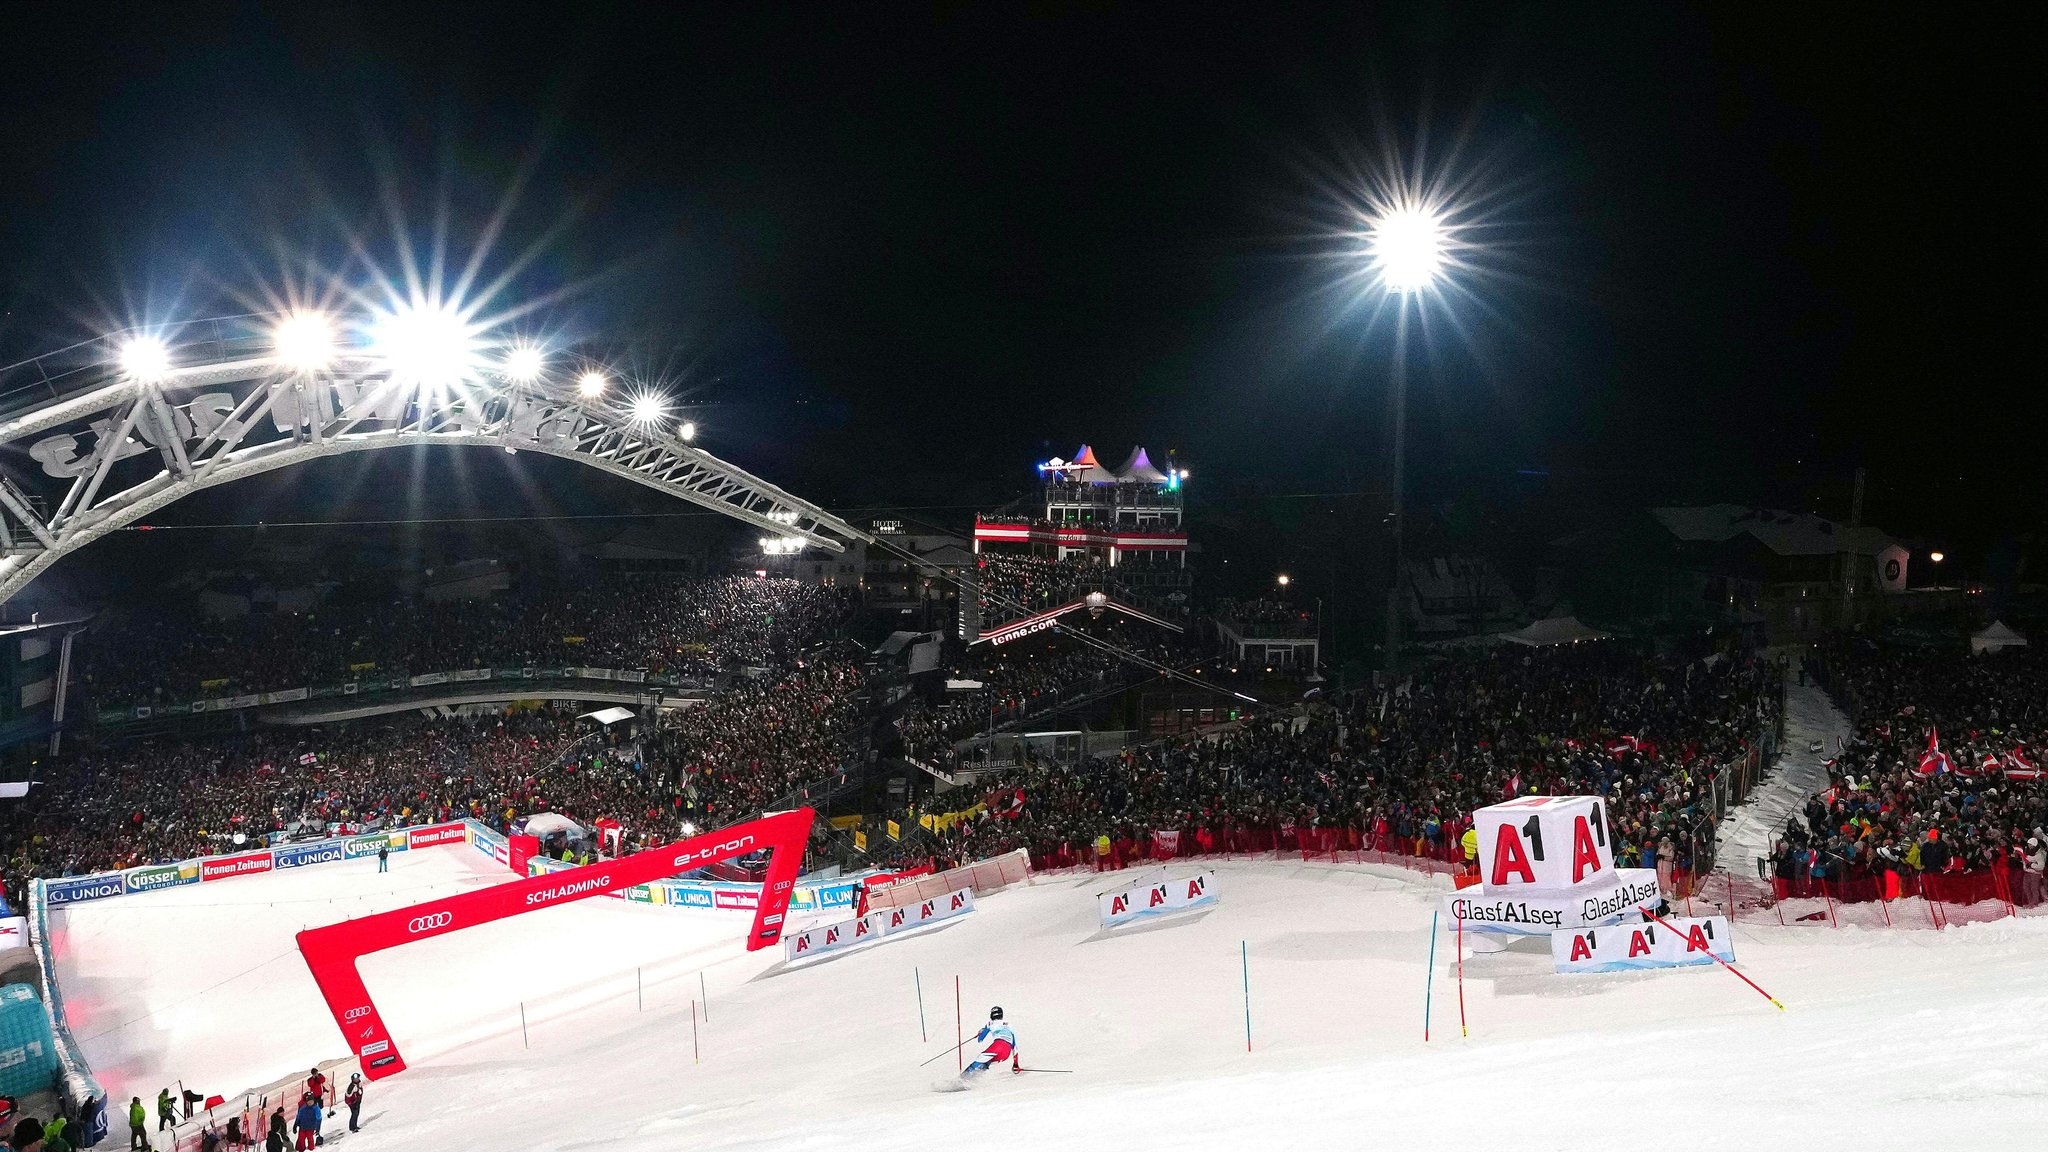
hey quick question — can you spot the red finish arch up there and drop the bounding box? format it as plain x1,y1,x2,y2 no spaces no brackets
296,808,813,1079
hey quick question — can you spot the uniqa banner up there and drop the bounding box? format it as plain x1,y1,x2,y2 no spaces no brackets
1443,867,1661,936
1551,915,1734,973
1098,871,1218,927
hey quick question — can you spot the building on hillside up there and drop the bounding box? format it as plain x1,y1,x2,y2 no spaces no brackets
1545,504,1910,642
1402,556,1525,640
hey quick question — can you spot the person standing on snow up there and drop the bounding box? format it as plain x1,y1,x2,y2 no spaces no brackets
291,1096,320,1152
264,1107,286,1152
156,1090,176,1134
377,845,389,873
343,1075,364,1134
126,1098,147,1150
960,1006,1019,1081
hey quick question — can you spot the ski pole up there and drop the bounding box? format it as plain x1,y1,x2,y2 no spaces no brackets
1015,1067,1072,1074
919,1037,974,1067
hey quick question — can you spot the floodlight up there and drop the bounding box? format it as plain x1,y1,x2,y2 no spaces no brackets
369,303,480,384
629,392,666,424
118,336,172,382
1369,208,1445,292
578,371,608,398
273,312,336,372
503,345,545,382
679,421,697,441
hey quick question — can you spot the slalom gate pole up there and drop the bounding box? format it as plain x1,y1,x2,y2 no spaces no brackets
692,1000,701,1063
637,967,643,1012
520,1002,529,1049
1241,940,1252,1053
701,971,709,1020
1455,911,1467,1038
916,967,928,1042
1423,909,1438,1042
1639,905,1786,1011
956,975,964,1071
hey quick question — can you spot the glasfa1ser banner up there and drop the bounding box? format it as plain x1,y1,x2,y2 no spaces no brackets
296,808,813,1080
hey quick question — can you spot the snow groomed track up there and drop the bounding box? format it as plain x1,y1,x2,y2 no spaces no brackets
47,845,2048,1150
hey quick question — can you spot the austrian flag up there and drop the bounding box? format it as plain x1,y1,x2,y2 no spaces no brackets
1914,729,1951,779
2007,747,2043,782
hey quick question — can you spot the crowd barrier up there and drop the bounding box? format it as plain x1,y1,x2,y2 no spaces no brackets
41,820,472,908
865,849,1031,910
1694,867,2034,932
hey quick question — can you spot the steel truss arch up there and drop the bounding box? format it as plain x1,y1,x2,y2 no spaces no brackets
0,349,871,603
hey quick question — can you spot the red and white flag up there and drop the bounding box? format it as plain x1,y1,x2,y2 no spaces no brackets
2006,747,2043,781
1915,729,1951,778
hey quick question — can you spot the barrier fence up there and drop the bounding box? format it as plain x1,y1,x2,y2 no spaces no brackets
1703,866,2034,932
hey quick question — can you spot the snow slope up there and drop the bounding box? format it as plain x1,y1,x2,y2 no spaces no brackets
1716,669,1853,872
49,847,2048,1150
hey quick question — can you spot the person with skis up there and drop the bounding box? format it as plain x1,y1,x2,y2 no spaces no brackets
960,1006,1019,1081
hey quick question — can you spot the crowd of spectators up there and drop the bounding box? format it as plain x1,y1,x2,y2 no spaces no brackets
972,553,1106,626
3,579,870,907
80,575,855,705
1772,644,2048,900
907,644,1779,889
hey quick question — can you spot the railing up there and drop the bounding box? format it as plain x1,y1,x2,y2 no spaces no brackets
26,880,105,1121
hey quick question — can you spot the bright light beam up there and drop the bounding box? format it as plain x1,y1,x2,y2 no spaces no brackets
1368,207,1445,293
368,302,482,386
578,371,608,398
118,336,172,382
629,392,667,424
503,345,545,382
274,313,336,372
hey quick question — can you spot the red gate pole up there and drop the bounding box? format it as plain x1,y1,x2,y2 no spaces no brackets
956,975,964,1071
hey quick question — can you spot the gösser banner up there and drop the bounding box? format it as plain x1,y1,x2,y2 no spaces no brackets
39,822,469,906
1098,871,1218,928
785,889,975,961
1551,914,1734,973
296,808,814,1081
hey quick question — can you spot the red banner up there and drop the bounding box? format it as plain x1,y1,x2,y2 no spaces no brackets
201,852,274,882
296,808,813,1080
406,822,467,849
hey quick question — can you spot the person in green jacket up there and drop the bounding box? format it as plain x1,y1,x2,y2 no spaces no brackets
157,1089,176,1132
128,1097,147,1150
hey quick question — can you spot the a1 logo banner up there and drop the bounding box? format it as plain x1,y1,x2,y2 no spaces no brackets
783,912,887,961
1551,915,1734,974
1098,871,1219,927
877,888,977,934
1474,796,1615,892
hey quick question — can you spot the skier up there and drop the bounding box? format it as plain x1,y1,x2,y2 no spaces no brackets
376,845,388,874
342,1075,364,1134
960,1006,1019,1081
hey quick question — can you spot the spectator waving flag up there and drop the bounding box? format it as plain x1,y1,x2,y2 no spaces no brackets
1915,728,1951,778
2006,747,2043,781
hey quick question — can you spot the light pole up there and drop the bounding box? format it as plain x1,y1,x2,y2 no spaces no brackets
1366,207,1446,675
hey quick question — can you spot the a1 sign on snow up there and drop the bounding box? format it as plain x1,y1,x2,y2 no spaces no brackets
1551,915,1734,974
783,888,974,961
1098,872,1218,928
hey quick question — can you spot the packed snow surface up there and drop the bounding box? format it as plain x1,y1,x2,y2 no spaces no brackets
51,848,2048,1151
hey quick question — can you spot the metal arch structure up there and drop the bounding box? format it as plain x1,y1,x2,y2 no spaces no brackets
0,346,871,604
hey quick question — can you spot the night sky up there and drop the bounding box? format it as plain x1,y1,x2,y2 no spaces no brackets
0,4,2036,583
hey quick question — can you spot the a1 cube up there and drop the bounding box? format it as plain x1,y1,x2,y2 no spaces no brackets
1474,795,1615,892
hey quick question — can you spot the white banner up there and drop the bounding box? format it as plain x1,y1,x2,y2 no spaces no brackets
0,916,26,953
783,912,887,961
1551,915,1734,973
1098,871,1218,927
878,887,975,934
1445,868,1660,936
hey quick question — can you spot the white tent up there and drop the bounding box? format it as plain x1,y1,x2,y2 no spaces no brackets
578,706,636,726
1971,620,2029,655
1500,615,1612,647
517,812,587,839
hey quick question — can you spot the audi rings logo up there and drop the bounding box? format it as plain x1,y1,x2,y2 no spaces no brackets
407,912,454,933
343,1006,372,1022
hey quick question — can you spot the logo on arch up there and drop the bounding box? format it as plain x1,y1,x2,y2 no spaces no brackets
407,912,454,933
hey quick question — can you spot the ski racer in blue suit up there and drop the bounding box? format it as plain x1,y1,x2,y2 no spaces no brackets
962,1006,1019,1080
